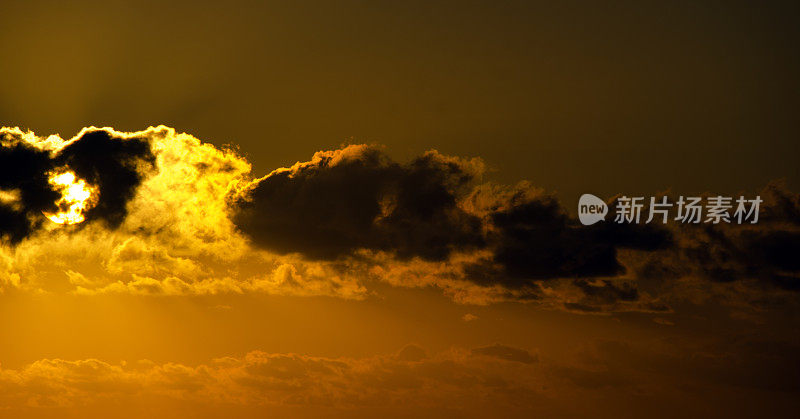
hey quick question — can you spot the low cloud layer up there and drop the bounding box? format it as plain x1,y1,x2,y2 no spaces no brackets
0,344,544,412
1,338,795,418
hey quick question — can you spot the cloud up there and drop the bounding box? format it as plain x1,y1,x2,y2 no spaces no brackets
462,187,672,287
1,338,795,417
53,129,156,227
0,127,383,303
0,344,546,412
232,145,486,261
231,144,673,309
0,131,58,242
0,127,154,243
1,126,798,314
628,182,800,309
0,126,259,296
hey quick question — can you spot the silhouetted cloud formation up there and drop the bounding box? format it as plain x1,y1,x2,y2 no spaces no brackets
637,183,800,293
55,130,155,227
230,144,800,309
0,136,59,242
2,126,798,310
0,128,154,243
233,145,486,260
467,193,671,287
233,145,671,289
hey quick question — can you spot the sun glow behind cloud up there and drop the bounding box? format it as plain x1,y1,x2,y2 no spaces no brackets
0,125,797,419
43,171,98,225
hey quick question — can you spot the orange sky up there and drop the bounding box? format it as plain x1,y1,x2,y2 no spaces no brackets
0,2,799,418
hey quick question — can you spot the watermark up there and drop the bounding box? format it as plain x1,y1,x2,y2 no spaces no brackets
578,194,762,226
578,194,608,225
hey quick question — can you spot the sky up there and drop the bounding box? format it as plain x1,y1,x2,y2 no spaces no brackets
0,1,799,418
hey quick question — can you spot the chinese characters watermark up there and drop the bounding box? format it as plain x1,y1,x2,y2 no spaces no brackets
578,194,762,226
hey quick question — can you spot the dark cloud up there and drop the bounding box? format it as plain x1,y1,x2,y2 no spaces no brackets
232,144,676,308
232,145,485,261
231,145,800,308
649,184,800,292
478,183,800,308
0,134,59,242
680,226,800,291
475,193,671,287
55,129,155,227
759,182,800,225
0,128,154,243
234,145,670,274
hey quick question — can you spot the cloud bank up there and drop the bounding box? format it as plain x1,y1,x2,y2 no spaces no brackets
0,126,798,314
1,338,795,418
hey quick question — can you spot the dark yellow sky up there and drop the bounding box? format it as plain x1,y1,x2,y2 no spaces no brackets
2,0,798,200
0,1,799,418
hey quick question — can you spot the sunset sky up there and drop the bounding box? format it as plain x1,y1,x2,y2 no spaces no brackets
0,1,799,418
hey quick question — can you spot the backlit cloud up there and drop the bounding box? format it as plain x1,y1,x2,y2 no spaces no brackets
0,127,153,242
0,126,798,314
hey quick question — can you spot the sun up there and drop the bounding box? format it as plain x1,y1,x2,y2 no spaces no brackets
43,171,98,225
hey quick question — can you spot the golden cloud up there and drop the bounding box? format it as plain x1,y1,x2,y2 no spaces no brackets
0,126,798,315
